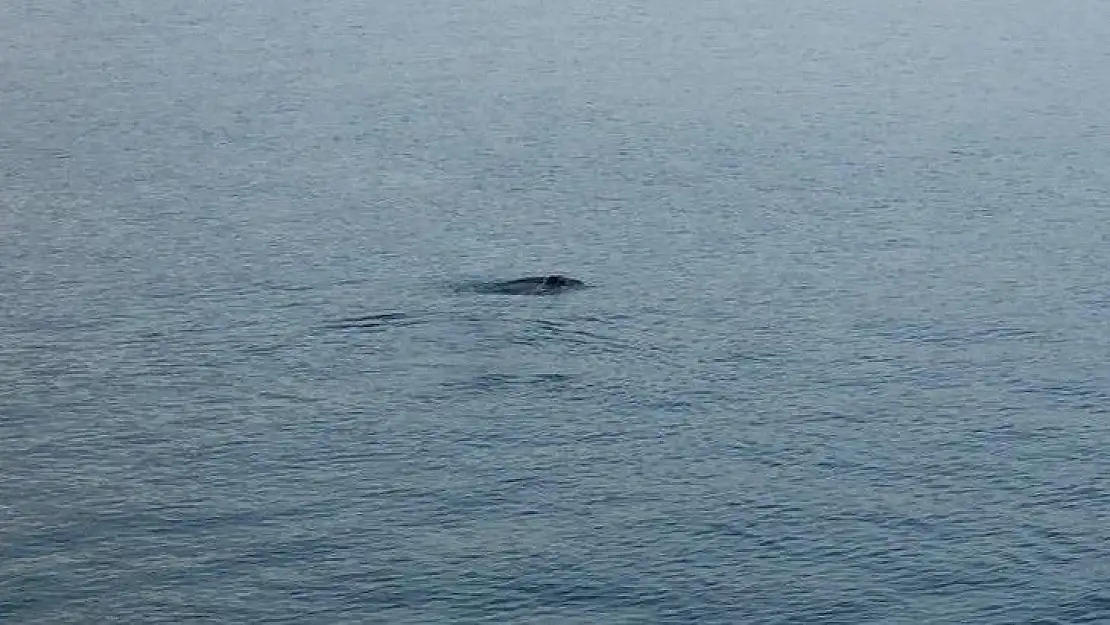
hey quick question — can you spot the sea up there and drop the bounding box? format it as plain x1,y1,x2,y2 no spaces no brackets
2,1,1109,623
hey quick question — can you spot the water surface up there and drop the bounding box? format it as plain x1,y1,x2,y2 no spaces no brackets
3,0,1109,622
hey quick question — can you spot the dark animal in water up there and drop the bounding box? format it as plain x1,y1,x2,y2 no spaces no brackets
475,275,587,295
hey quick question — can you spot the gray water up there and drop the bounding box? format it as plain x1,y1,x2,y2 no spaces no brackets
3,1,1110,623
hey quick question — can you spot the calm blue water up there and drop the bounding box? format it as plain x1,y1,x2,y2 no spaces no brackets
3,1,1110,622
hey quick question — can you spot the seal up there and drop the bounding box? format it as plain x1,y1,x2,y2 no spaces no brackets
473,275,587,295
